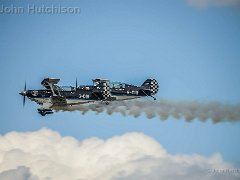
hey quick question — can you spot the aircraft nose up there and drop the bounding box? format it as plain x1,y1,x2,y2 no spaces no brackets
19,91,27,96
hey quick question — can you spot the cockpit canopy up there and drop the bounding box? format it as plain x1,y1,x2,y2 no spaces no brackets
60,86,74,91
92,79,109,86
54,85,74,91
109,82,126,89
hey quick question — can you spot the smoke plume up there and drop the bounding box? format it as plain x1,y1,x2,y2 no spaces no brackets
55,100,240,123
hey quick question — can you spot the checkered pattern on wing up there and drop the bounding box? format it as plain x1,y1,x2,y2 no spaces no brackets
149,79,159,95
102,84,111,99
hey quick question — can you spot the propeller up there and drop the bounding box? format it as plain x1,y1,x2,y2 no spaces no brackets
19,81,27,107
75,78,78,91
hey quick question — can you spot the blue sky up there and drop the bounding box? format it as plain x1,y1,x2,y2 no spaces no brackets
1,0,240,166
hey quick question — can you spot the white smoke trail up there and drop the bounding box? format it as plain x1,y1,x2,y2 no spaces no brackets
55,100,240,123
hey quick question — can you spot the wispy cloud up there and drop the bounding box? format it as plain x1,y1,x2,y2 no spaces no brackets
0,128,239,180
186,0,240,8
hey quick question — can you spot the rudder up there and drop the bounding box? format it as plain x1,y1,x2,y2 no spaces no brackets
142,79,159,95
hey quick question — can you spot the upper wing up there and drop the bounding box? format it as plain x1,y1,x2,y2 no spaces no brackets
41,78,60,89
41,78,61,96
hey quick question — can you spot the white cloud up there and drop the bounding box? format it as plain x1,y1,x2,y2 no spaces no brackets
187,0,240,8
0,128,239,180
0,166,37,180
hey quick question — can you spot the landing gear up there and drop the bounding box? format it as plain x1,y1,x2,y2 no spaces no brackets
38,109,46,116
39,111,46,116
38,108,53,116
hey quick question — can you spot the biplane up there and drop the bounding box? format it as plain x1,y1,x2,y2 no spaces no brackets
19,78,159,116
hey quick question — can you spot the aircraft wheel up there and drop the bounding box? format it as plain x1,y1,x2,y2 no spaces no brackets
39,111,46,116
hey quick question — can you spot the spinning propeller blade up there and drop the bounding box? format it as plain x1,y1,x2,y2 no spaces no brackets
75,78,78,91
20,81,27,107
23,94,26,107
23,81,26,107
24,81,26,91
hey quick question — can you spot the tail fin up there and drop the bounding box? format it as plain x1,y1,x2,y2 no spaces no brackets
142,79,159,95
